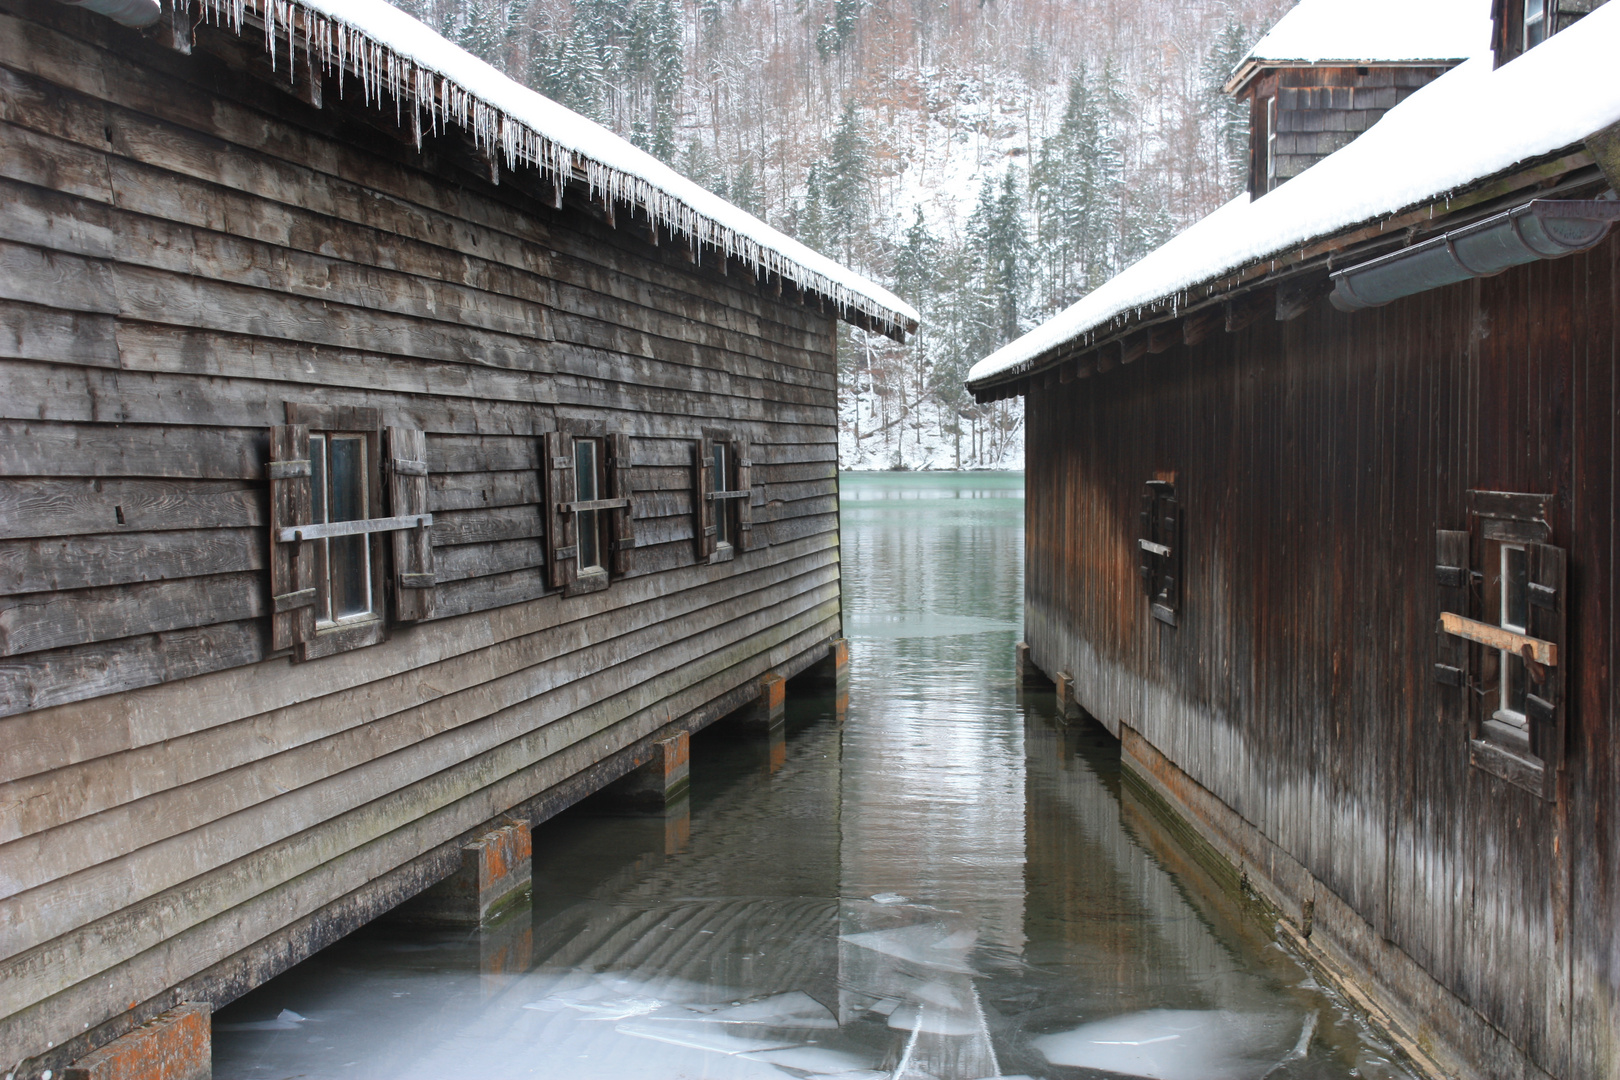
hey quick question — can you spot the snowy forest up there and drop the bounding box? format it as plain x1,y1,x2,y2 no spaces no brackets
395,0,1295,468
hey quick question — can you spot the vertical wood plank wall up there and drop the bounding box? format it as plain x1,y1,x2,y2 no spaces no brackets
0,1,844,1062
1024,238,1618,1079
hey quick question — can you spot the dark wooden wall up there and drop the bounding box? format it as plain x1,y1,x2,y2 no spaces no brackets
1024,235,1619,1079
0,1,843,1065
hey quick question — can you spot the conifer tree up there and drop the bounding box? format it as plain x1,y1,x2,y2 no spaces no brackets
1203,17,1253,195
822,102,870,262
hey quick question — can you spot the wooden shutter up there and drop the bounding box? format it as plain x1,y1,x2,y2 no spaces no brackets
387,426,435,621
1138,488,1156,597
694,436,716,559
268,423,316,651
1526,542,1567,797
733,436,753,551
1434,529,1471,692
543,431,577,590
607,431,636,575
1160,494,1182,614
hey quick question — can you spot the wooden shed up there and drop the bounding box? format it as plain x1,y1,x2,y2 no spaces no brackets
0,0,915,1070
969,5,1620,1079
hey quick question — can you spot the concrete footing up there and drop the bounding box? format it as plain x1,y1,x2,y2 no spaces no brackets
62,1003,210,1080
394,820,532,926
1054,670,1080,720
1015,642,1053,688
796,637,849,688
606,731,691,810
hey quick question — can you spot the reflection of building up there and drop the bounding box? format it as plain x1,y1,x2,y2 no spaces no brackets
970,4,1620,1077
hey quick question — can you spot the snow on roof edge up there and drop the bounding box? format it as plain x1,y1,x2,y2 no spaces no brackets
197,0,919,337
968,7,1620,388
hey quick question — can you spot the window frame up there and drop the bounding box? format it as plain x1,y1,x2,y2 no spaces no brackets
574,435,608,578
1438,489,1566,800
547,422,635,596
283,403,387,659
1138,476,1182,627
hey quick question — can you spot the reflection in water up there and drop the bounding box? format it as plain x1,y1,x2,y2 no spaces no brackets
214,472,1411,1080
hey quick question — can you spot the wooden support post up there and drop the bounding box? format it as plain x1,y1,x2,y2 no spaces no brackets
1095,345,1117,374
1016,641,1052,688
1224,290,1271,333
395,820,531,925
1121,334,1149,364
605,731,692,809
63,1003,210,1080
796,637,849,688
1182,308,1221,346
1054,670,1080,721
1147,322,1179,354
1276,277,1330,321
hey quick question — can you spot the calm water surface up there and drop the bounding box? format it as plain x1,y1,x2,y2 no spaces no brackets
214,471,1411,1080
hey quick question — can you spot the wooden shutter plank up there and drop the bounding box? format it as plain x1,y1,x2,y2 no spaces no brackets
1434,529,1471,699
734,436,753,551
1527,542,1566,798
695,437,716,559
542,431,576,590
607,431,636,575
387,426,435,621
268,423,315,650
1138,487,1156,598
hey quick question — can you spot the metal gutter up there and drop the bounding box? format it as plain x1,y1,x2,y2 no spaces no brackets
1330,198,1620,311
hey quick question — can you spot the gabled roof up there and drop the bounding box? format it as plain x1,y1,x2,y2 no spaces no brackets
967,3,1620,390
1226,0,1492,94
192,0,919,339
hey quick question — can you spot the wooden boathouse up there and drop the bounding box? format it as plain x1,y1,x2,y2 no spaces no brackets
0,0,915,1070
968,2,1620,1078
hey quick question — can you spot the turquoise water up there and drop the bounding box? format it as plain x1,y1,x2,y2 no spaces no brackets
213,472,1411,1080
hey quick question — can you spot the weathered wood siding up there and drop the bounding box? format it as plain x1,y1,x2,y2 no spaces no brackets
1024,235,1619,1079
0,0,844,1065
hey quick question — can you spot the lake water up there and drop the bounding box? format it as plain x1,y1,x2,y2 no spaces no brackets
214,471,1412,1080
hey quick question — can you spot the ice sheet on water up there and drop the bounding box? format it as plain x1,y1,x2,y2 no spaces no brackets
613,1017,801,1056
839,923,979,973
1031,1008,1304,1080
213,1008,308,1032
739,1045,879,1074
696,991,837,1028
870,893,909,905
886,1002,984,1037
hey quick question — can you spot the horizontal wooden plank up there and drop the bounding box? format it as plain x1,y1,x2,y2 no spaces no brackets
427,470,539,513
0,300,117,368
430,505,543,548
0,608,840,1055
1439,612,1557,666
0,571,264,657
0,528,263,594
0,579,839,955
0,421,265,479
432,537,544,584
0,568,840,897
0,617,267,718
0,533,837,778
0,478,263,539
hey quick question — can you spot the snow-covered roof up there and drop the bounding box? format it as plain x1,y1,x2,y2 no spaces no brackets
1226,0,1492,92
1250,0,1488,66
194,0,919,339
968,3,1620,388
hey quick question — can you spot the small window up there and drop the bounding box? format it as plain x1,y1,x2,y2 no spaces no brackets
310,433,376,625
1265,97,1277,191
712,440,732,548
575,437,605,574
1495,543,1530,730
1524,0,1546,50
544,429,635,594
1138,478,1182,626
